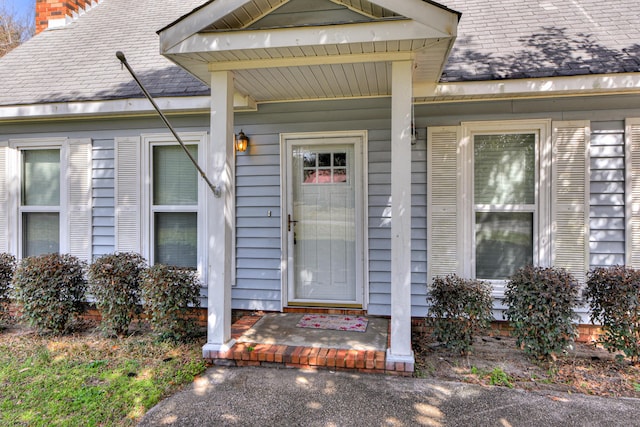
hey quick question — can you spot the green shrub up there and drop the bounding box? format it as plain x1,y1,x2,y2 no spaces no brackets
13,253,87,334
88,252,147,336
504,266,579,360
141,265,201,342
585,266,640,362
0,253,17,324
427,274,494,354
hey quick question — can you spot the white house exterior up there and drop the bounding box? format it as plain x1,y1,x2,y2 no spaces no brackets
2,0,640,367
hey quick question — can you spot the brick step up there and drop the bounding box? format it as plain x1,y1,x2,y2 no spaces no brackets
204,315,413,376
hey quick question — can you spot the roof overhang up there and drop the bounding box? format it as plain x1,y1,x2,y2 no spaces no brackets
158,0,460,105
415,72,640,104
0,95,254,122
2,73,640,123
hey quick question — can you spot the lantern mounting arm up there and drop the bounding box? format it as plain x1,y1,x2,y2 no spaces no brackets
116,51,221,198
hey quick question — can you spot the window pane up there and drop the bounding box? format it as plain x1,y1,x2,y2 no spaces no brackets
22,149,60,206
474,134,535,205
22,212,59,257
318,153,331,167
303,153,316,168
154,212,197,269
476,212,533,280
153,145,198,205
333,168,347,182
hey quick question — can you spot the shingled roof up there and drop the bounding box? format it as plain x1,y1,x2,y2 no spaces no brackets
0,0,210,107
442,0,640,82
0,0,639,107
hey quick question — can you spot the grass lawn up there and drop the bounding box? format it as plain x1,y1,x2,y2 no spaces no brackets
0,325,206,426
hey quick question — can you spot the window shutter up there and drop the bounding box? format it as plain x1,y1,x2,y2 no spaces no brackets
427,126,461,283
67,139,92,261
552,121,590,283
0,143,7,253
115,137,141,253
626,118,640,268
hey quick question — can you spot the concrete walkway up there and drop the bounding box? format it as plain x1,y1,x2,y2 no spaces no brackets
138,366,640,426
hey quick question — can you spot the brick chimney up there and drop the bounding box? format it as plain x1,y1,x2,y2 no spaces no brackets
36,0,100,35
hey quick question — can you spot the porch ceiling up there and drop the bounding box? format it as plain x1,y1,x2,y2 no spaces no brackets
159,0,459,104
167,37,452,103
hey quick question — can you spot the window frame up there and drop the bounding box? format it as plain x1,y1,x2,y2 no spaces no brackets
8,138,69,258
460,120,552,286
141,133,206,274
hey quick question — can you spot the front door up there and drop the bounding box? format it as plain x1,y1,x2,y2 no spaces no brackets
284,133,365,307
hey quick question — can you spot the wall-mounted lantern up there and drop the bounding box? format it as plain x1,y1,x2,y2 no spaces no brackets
235,130,249,153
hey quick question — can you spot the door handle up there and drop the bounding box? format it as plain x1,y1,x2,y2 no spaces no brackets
288,214,298,232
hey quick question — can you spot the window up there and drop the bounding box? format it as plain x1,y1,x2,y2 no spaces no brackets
114,133,206,273
428,120,585,287
151,144,199,269
462,121,551,281
4,138,92,260
21,149,61,257
302,151,348,184
474,134,536,279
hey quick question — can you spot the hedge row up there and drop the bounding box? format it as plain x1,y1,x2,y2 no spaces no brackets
0,252,201,341
427,266,640,362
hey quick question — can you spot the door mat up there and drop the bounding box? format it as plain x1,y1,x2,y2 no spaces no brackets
296,314,368,332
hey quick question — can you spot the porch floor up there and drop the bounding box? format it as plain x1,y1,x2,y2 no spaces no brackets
203,313,414,375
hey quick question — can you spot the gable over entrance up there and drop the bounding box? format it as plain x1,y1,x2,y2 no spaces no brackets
206,0,402,29
158,0,460,104
158,0,460,368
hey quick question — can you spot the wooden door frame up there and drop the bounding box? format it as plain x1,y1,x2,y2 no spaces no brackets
280,130,369,310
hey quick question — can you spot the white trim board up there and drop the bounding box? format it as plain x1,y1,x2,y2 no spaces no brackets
165,20,450,56
1,74,639,122
0,94,256,122
415,73,640,102
159,0,457,53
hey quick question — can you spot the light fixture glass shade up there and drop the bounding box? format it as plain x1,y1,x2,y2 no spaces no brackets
235,130,249,152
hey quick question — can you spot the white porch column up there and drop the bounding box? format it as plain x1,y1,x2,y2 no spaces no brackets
203,70,236,356
387,60,415,365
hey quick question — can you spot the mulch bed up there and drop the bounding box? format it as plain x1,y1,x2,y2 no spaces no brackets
412,330,640,398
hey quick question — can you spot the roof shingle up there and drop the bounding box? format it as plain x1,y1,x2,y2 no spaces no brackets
1,0,639,107
442,0,640,82
0,0,209,107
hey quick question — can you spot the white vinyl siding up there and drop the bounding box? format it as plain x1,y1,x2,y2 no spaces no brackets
590,122,625,267
410,135,428,313
92,139,115,257
234,99,427,315
3,99,638,317
367,133,392,314
235,132,283,310
552,121,590,284
626,118,640,268
363,129,428,315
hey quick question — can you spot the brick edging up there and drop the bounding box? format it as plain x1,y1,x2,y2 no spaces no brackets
203,315,413,376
